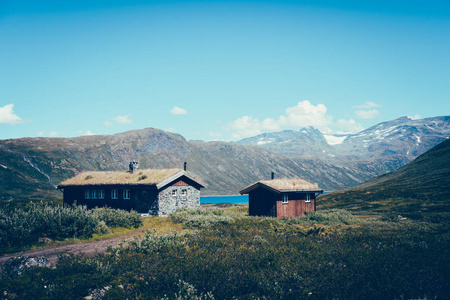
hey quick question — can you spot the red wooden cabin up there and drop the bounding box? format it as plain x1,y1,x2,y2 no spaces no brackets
240,178,323,218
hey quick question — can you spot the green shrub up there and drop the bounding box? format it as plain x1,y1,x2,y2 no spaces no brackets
284,209,361,225
170,208,235,229
91,207,142,229
0,203,142,252
120,229,189,254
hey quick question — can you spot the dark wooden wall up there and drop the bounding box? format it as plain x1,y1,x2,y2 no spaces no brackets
276,192,316,218
62,185,158,213
248,189,278,217
248,189,316,218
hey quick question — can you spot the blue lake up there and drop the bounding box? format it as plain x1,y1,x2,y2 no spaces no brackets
200,195,248,204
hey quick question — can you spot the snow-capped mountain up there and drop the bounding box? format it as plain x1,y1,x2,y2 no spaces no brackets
338,116,450,159
236,116,450,178
236,127,336,159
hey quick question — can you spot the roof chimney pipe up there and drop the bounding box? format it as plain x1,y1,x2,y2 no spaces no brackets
184,162,187,171
271,172,275,180
129,161,138,174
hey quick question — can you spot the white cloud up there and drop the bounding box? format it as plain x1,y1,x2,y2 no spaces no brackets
104,120,113,126
227,100,373,140
112,115,132,124
78,130,95,136
353,101,381,120
208,131,222,138
355,109,380,119
37,131,59,137
170,106,187,115
408,114,421,120
354,101,380,109
278,100,332,130
335,119,364,134
230,115,281,140
0,104,24,125
229,100,331,140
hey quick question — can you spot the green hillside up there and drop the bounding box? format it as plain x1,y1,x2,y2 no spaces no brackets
318,139,450,216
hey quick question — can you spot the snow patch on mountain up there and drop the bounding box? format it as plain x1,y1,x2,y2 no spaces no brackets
323,135,347,145
257,139,273,145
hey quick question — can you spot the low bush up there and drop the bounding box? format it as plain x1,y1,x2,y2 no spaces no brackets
170,208,235,229
284,209,361,225
91,207,142,229
0,203,142,252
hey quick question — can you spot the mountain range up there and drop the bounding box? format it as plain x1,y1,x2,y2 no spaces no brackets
238,116,450,178
1,116,449,199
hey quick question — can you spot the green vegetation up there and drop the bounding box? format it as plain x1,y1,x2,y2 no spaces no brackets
0,202,142,254
1,206,448,299
319,139,450,217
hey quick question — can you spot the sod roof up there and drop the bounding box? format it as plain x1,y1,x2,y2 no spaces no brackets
58,168,204,188
240,178,322,194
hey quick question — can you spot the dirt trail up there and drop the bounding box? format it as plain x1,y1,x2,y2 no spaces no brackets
1,239,121,265
0,230,142,266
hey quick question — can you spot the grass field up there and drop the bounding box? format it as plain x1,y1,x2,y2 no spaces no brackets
1,204,449,299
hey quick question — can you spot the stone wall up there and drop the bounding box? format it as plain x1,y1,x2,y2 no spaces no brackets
156,185,200,216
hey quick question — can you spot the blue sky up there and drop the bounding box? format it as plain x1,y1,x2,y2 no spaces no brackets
1,0,449,141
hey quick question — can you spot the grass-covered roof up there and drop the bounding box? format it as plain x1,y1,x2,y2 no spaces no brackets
59,168,185,186
240,178,322,194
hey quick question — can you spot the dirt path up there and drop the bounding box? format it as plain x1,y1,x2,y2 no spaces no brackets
0,230,142,266
0,216,185,267
0,238,123,266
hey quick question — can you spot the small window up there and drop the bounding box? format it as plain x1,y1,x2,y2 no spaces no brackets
282,194,288,204
172,190,177,197
123,190,130,200
98,190,104,199
306,193,311,203
85,190,91,199
92,190,98,199
111,189,118,199
181,189,187,197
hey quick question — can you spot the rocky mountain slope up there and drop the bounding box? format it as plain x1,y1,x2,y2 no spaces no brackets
318,138,450,215
0,128,370,199
1,116,448,199
237,127,334,159
238,116,450,177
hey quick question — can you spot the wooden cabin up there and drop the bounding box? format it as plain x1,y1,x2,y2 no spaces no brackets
240,178,323,218
57,167,205,216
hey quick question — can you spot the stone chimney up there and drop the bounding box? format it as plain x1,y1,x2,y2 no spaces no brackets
129,161,138,173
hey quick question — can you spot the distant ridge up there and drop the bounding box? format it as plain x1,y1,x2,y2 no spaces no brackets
318,138,450,215
238,115,450,184
1,115,449,200
0,128,368,199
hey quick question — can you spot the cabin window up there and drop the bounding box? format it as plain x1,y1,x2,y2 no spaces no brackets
181,189,187,196
172,190,177,197
85,190,91,199
123,190,130,200
98,190,104,199
92,190,98,199
306,193,311,203
282,194,288,204
111,189,118,199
